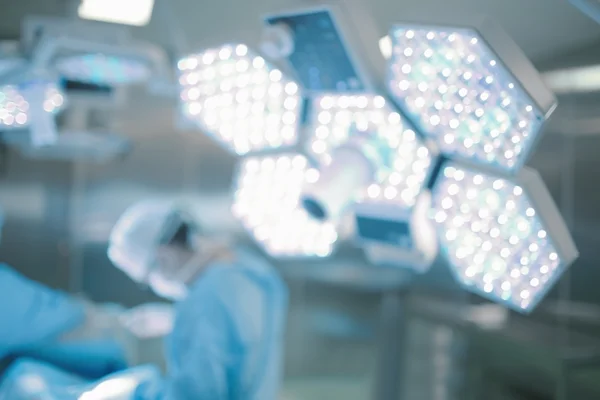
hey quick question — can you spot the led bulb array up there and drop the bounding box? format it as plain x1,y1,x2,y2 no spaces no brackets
233,154,339,257
178,44,302,155
388,27,544,172
306,94,432,209
432,163,563,311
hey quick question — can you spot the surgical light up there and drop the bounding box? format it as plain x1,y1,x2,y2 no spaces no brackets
55,53,151,86
431,162,578,312
302,93,433,222
232,154,339,258
0,82,64,130
0,80,66,147
23,16,170,88
299,93,437,271
178,44,303,155
262,3,387,93
386,22,556,173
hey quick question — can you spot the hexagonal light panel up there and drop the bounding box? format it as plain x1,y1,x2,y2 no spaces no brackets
301,93,434,222
431,161,578,312
387,23,556,173
0,81,65,130
178,44,302,155
232,153,339,258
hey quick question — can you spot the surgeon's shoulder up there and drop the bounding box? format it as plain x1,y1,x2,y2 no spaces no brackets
232,247,289,301
191,250,284,295
0,263,25,287
0,263,14,274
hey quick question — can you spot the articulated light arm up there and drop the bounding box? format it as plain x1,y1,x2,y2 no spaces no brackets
32,36,170,85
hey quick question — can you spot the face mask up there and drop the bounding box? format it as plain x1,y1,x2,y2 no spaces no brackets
144,236,231,299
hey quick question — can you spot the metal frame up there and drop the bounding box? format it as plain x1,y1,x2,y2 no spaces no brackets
353,192,438,274
519,166,580,271
177,43,306,156
405,293,600,400
22,16,171,88
21,16,132,51
263,0,389,94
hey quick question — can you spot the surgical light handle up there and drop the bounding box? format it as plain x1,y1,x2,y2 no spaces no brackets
302,146,373,221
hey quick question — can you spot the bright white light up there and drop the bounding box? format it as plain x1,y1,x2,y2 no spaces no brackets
232,154,338,258
379,35,393,60
55,54,151,85
0,82,65,130
79,376,140,399
387,26,545,172
306,94,432,210
120,303,174,338
78,0,155,27
178,44,302,155
431,162,569,312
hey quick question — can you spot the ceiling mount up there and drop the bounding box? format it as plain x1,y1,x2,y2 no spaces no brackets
569,0,600,25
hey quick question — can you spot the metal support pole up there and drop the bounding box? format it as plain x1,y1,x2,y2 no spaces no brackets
555,117,576,400
373,288,409,400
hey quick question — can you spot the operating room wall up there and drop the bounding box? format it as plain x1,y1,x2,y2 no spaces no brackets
0,147,73,290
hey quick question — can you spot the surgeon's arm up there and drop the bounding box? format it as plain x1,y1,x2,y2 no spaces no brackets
26,300,137,378
0,265,134,378
0,264,85,355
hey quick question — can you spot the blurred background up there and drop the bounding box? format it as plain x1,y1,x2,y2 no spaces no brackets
1,0,600,399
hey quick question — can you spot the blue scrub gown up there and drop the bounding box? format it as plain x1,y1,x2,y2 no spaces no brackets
135,248,288,400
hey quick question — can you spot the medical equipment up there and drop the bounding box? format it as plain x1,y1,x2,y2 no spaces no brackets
386,17,556,173
261,4,386,94
22,16,170,88
0,78,66,146
300,93,438,271
177,44,303,155
430,162,578,312
232,154,339,258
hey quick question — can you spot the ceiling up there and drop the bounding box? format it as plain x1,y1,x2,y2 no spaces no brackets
2,0,600,304
1,0,600,66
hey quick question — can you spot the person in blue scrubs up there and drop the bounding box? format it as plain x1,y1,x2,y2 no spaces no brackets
0,200,288,399
108,201,289,400
0,206,133,378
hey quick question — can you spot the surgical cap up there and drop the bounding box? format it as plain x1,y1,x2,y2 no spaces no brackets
108,200,204,300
